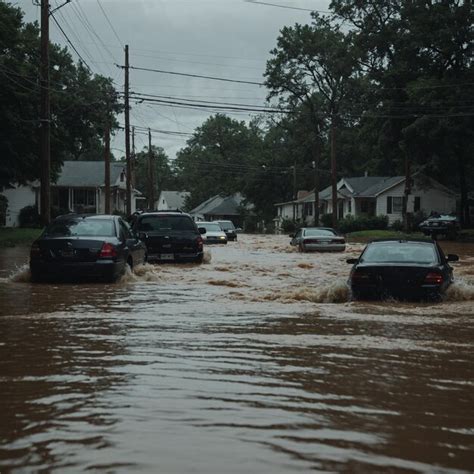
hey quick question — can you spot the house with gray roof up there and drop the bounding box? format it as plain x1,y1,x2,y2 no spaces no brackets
156,191,190,211
1,161,143,226
274,174,456,230
189,193,251,226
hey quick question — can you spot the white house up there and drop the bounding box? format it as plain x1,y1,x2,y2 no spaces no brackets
274,174,456,230
156,191,190,211
1,161,144,227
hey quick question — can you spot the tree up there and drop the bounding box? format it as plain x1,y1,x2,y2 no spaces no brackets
0,3,122,190
264,13,363,226
174,114,262,210
331,0,474,226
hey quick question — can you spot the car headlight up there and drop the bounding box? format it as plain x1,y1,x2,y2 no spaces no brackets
220,236,226,239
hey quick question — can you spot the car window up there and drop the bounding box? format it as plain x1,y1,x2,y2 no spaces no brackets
217,221,235,230
137,215,196,232
119,219,133,239
303,229,336,237
362,243,438,264
202,223,223,232
44,219,116,237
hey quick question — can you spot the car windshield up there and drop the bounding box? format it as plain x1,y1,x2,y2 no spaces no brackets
44,219,116,237
218,221,235,231
361,242,438,264
138,215,195,232
304,229,336,237
202,223,222,232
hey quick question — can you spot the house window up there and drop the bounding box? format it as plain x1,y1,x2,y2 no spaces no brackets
73,189,96,208
414,196,421,212
304,202,313,216
360,200,369,213
387,196,403,214
348,200,352,213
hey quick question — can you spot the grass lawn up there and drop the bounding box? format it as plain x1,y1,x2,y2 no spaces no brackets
346,229,425,242
0,227,43,248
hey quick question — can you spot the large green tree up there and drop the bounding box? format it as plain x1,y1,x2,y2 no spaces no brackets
0,2,122,190
174,114,262,210
264,13,363,225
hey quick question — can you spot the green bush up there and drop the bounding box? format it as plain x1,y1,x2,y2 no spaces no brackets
337,215,388,234
391,219,403,231
280,218,296,233
320,213,333,227
19,205,40,228
0,195,7,226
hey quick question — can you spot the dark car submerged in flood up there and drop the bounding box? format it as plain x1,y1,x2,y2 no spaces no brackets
30,214,146,282
347,239,459,301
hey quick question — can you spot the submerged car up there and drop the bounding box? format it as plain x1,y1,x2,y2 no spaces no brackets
419,213,460,239
198,221,228,244
131,211,204,263
290,227,346,252
30,214,146,282
347,239,459,300
215,220,238,241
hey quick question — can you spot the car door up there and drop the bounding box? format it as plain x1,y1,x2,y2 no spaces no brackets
291,229,302,246
119,218,145,264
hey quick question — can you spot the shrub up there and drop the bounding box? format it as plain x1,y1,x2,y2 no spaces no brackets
320,213,333,227
0,195,7,226
19,205,40,228
337,215,388,234
391,219,403,231
280,218,296,233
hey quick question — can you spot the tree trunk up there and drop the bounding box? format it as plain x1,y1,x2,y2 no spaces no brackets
313,139,320,226
458,154,470,227
403,148,412,232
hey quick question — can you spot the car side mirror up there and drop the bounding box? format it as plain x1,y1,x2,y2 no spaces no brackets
346,258,358,264
198,227,206,234
289,233,295,238
138,232,148,240
447,254,459,262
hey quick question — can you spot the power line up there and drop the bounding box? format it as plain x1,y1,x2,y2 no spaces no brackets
244,0,331,14
96,0,124,48
50,13,92,72
117,64,265,86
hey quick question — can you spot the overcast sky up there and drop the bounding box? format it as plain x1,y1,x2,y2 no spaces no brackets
20,0,331,160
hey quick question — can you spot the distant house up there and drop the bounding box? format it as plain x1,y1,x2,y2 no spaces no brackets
274,174,456,230
1,161,143,227
189,193,251,226
156,191,190,211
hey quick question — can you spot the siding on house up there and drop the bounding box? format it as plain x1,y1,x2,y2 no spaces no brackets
376,181,456,224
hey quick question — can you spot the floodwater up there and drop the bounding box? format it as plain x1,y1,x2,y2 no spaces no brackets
0,235,473,473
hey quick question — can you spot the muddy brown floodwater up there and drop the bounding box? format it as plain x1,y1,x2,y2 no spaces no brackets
0,234,473,473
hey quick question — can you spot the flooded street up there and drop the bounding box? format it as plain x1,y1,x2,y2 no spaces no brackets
0,234,473,473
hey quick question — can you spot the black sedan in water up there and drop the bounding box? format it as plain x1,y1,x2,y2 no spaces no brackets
30,214,146,282
347,239,458,301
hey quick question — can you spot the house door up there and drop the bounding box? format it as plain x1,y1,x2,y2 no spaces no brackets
59,189,69,211
338,201,344,219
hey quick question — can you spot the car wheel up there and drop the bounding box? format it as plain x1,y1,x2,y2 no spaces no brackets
194,254,204,264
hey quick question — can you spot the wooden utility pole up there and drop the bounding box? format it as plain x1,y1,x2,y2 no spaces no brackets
39,0,51,226
148,129,155,210
403,148,412,232
124,44,132,216
131,126,135,188
330,119,338,228
313,140,320,227
104,119,111,214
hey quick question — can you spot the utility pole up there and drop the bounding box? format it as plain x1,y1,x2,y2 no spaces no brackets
403,147,412,232
313,140,320,226
148,129,155,210
104,116,111,214
330,119,338,228
39,0,51,226
131,126,135,188
124,44,132,216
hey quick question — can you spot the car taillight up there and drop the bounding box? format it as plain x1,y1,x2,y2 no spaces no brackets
332,239,345,244
424,272,443,285
197,236,203,250
351,270,370,282
30,242,41,257
99,242,117,258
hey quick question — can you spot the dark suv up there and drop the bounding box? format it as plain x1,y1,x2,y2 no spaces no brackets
131,211,204,263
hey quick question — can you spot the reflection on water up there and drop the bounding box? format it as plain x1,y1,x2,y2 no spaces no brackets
0,236,473,473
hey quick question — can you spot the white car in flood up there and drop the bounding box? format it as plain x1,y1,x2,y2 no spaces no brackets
197,222,228,244
290,227,346,252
